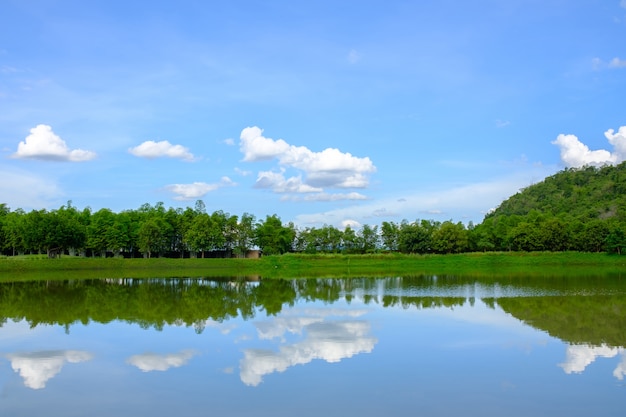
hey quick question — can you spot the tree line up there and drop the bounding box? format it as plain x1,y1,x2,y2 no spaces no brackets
0,200,624,258
2,163,626,257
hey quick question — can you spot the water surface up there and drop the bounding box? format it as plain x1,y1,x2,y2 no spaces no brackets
1,275,624,416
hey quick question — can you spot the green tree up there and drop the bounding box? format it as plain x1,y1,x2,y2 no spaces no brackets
137,218,169,258
2,209,26,255
398,220,436,254
256,214,295,255
87,208,117,256
432,221,468,254
357,224,379,253
234,213,255,257
381,221,399,251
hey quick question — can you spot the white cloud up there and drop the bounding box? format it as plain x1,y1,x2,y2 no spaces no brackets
165,177,235,200
621,0,626,9
128,140,195,161
12,124,96,162
552,126,626,167
558,344,622,375
6,350,93,389
239,126,376,196
605,126,626,157
341,219,361,229
254,169,322,193
609,57,626,68
240,127,290,162
127,349,197,372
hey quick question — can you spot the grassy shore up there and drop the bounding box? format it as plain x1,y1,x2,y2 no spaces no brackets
1,251,624,281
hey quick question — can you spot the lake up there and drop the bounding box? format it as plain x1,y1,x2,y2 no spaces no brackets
1,274,625,416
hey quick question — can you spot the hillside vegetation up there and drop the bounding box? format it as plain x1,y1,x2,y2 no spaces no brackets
473,162,626,252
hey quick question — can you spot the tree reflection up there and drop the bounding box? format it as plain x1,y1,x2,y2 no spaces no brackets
1,276,625,347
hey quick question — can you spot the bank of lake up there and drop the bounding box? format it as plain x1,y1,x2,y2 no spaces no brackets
1,252,625,281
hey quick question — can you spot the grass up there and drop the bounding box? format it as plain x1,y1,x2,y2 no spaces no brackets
1,251,625,281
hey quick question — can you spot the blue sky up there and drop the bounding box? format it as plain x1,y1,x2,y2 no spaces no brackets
1,0,625,228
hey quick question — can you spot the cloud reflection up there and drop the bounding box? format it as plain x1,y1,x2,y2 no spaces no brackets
240,310,377,386
6,350,93,389
559,344,625,379
127,349,197,372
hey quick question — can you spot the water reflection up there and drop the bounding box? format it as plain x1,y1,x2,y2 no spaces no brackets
0,275,626,417
241,309,377,386
6,350,93,389
127,349,198,372
559,344,626,380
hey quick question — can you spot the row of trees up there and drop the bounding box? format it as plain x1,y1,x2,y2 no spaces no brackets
1,199,625,257
0,201,291,258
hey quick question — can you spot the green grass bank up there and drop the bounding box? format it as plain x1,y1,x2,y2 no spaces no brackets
1,252,625,281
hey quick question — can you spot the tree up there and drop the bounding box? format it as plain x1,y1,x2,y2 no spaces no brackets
357,224,379,253
256,214,295,255
87,208,117,256
381,221,399,251
398,220,435,254
137,218,169,258
2,209,26,256
432,221,468,254
606,224,626,255
342,226,357,253
234,213,255,257
186,213,221,257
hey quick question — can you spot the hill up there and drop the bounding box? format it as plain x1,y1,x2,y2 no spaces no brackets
474,162,626,253
488,162,626,220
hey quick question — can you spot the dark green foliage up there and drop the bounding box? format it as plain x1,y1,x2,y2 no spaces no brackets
479,162,626,252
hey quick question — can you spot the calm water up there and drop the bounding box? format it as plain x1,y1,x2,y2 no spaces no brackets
1,275,625,416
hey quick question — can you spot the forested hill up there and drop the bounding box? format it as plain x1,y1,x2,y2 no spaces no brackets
487,162,626,220
473,162,626,253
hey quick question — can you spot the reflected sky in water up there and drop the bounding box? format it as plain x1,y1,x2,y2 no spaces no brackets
1,277,625,417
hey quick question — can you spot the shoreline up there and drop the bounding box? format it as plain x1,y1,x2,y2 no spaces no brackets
1,252,624,281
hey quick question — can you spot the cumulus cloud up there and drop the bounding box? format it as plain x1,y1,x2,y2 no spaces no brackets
558,344,622,375
12,124,96,162
552,126,626,167
239,126,376,198
129,140,195,161
6,350,93,389
254,169,322,193
165,177,235,200
127,350,197,372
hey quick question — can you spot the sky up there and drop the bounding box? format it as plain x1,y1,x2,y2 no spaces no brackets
1,0,626,229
